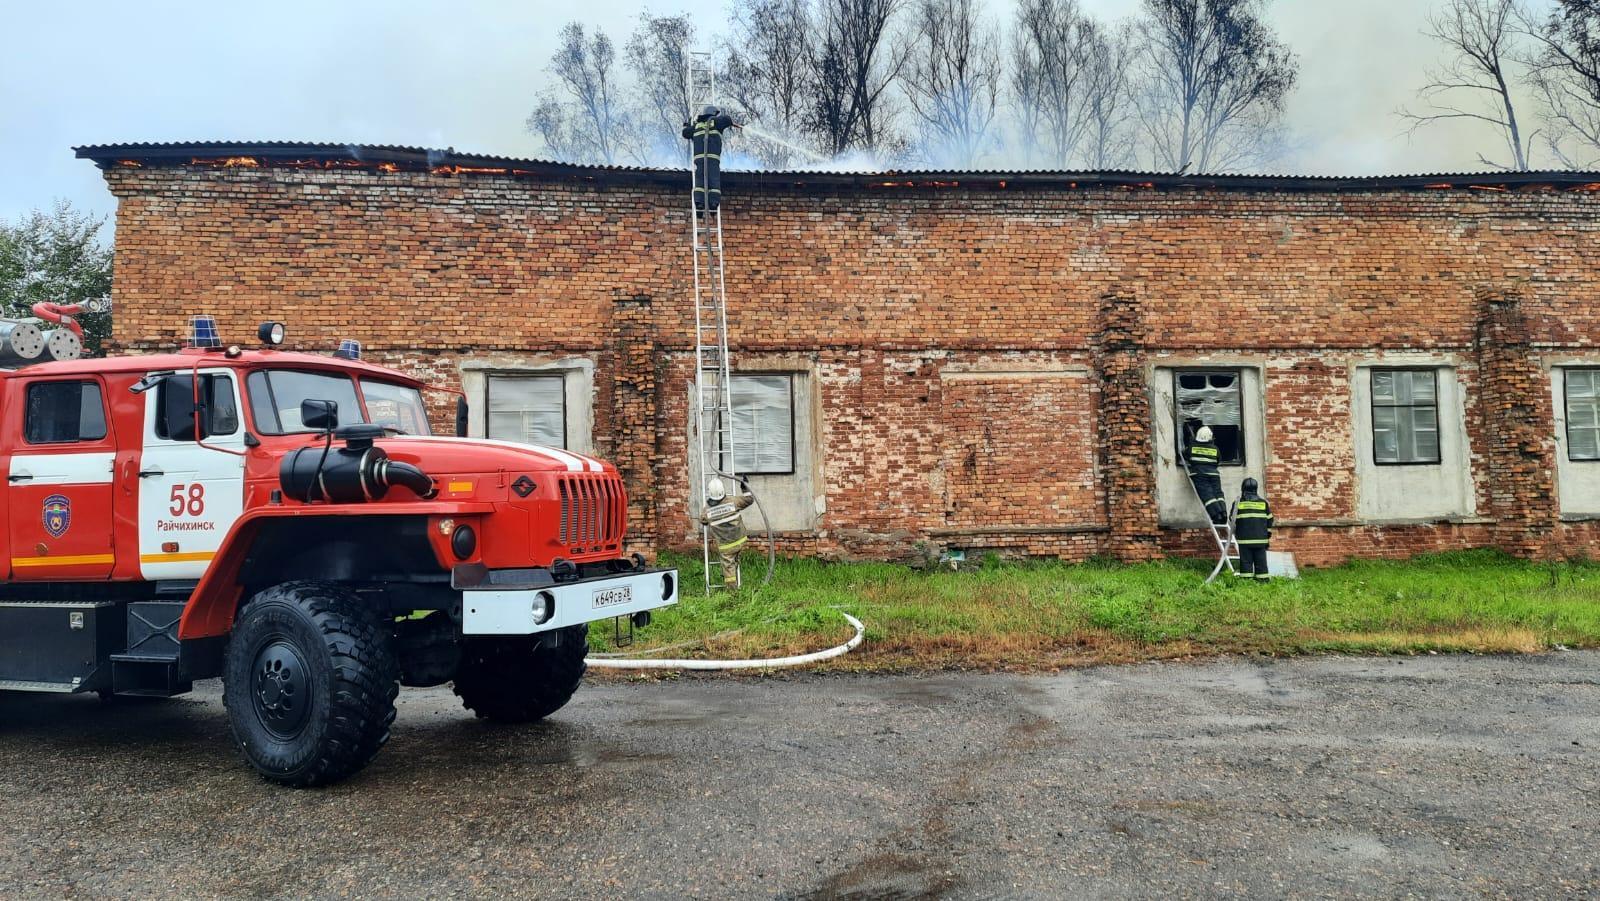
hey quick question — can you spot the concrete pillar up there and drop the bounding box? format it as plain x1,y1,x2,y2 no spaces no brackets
1094,289,1162,561
1474,286,1559,559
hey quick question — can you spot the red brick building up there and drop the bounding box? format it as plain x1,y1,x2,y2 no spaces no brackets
78,142,1600,565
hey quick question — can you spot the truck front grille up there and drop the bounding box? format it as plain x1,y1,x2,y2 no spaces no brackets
557,473,625,550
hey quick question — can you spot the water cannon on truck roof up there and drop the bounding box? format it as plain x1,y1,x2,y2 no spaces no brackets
0,314,677,786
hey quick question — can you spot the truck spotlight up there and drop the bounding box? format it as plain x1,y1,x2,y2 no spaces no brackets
450,524,477,559
258,321,286,345
531,591,554,625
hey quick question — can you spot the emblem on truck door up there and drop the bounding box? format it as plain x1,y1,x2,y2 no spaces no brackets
42,495,71,538
512,476,536,498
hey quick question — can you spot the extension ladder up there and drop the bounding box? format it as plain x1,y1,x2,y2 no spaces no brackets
685,51,738,592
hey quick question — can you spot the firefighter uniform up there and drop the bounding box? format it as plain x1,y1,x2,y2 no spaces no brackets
682,108,736,212
699,482,756,589
1232,480,1273,580
1183,425,1228,526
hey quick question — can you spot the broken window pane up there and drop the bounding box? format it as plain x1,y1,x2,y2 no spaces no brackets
1566,369,1600,462
730,374,795,475
1174,369,1244,466
1371,368,1442,464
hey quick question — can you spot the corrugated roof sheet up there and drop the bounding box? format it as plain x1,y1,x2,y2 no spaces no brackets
74,141,1600,193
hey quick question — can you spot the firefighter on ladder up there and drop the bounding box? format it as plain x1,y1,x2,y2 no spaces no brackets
683,106,739,213
1183,421,1228,525
1231,477,1274,580
700,477,755,589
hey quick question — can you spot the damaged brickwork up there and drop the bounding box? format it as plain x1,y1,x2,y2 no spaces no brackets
86,149,1600,565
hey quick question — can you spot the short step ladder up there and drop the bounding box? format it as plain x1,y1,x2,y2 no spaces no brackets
1181,457,1239,584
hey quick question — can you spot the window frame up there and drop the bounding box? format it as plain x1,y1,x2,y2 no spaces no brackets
728,372,797,477
1171,368,1246,468
1563,367,1600,463
1369,367,1444,467
23,378,109,446
154,373,240,441
484,372,568,449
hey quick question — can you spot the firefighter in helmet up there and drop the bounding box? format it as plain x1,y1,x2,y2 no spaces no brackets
1231,477,1274,580
699,476,755,589
682,105,738,213
1183,420,1228,525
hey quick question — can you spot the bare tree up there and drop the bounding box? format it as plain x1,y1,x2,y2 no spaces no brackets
726,0,819,167
1010,0,1095,166
1134,0,1298,173
900,0,1002,166
808,0,908,156
527,23,635,165
1523,0,1600,167
625,13,696,160
1400,0,1534,170
1080,20,1137,169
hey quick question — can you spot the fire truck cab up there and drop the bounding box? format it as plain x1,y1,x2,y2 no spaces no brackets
0,319,676,786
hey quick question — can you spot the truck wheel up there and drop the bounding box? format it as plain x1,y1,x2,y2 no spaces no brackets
222,581,400,787
453,625,588,722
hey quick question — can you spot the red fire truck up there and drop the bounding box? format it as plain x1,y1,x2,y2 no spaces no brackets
0,317,677,786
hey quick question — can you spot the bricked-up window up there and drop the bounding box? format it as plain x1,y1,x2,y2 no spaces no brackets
1566,369,1600,461
1371,369,1441,464
730,374,794,475
487,374,566,447
1174,370,1244,466
25,380,107,444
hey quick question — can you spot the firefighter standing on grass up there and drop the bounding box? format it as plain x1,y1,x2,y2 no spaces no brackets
1183,421,1228,525
1231,478,1274,581
699,477,755,589
682,106,738,212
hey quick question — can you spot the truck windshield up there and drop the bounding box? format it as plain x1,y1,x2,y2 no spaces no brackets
246,370,431,436
360,379,432,435
247,370,364,434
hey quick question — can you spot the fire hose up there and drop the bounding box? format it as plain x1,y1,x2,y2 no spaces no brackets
586,611,864,670
32,302,84,338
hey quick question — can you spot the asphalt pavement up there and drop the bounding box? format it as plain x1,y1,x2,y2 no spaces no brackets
1,652,1596,899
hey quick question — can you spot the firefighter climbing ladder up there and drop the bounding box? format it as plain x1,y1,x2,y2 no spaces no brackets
1182,453,1240,584
685,51,737,591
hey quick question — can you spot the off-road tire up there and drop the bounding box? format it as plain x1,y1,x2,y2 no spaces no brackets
222,581,400,787
453,625,588,722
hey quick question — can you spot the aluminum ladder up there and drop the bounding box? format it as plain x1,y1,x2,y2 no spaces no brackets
685,51,738,591
1180,455,1239,584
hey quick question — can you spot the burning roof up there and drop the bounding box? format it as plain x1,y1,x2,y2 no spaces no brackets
75,141,1600,195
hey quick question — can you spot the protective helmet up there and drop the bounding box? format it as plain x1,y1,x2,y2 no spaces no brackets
1242,477,1259,494
702,105,720,118
706,477,727,501
1195,425,1214,443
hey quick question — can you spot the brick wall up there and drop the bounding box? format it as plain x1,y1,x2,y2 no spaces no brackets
98,162,1600,564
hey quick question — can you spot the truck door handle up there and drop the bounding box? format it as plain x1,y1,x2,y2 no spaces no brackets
138,466,165,479
8,472,32,482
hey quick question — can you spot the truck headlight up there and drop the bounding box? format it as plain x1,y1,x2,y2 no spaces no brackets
451,524,477,559
532,591,554,625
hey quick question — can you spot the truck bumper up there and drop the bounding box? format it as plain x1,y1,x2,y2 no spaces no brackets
455,566,678,636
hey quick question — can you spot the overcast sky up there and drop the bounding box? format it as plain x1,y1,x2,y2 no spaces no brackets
0,0,1549,231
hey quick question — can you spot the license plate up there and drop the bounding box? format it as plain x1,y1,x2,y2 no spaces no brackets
592,585,633,609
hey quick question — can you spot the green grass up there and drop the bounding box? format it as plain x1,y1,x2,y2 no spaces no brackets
591,550,1600,670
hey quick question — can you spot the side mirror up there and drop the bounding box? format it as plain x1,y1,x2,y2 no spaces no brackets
301,399,338,432
455,396,469,437
161,374,201,442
